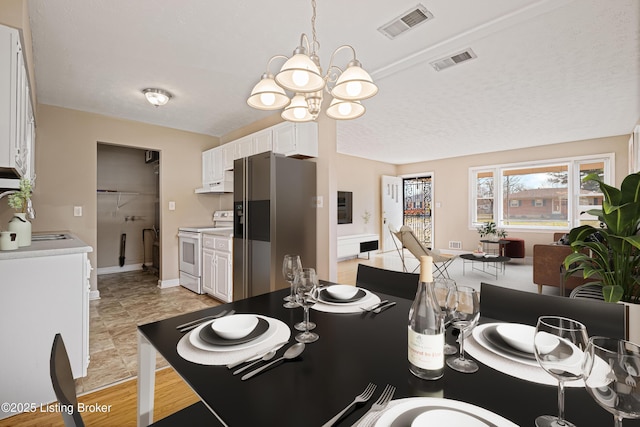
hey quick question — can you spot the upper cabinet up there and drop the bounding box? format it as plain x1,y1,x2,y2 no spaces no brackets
196,122,317,193
0,24,35,189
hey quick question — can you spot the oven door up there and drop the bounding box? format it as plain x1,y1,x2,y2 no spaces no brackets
178,231,201,277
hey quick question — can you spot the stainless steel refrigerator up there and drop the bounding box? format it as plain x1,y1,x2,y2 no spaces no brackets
233,152,316,300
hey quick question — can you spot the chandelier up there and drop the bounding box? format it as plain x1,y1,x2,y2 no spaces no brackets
247,0,378,122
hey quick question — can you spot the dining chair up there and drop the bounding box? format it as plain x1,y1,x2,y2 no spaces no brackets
479,283,626,339
388,224,456,278
50,333,222,427
569,283,605,300
355,264,419,300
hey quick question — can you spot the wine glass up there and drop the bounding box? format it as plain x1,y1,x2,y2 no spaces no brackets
533,316,588,427
446,286,480,373
582,336,640,427
433,277,458,356
282,254,302,308
294,267,319,343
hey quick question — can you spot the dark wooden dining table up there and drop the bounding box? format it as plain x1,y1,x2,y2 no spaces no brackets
137,287,640,427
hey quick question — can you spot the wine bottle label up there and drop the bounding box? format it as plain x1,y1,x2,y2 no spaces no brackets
408,328,444,370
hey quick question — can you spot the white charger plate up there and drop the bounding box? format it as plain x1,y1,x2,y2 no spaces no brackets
317,288,373,306
473,323,540,367
188,315,279,352
374,397,517,427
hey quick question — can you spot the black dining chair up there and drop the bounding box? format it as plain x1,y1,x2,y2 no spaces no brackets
479,283,626,339
50,333,221,427
355,264,419,300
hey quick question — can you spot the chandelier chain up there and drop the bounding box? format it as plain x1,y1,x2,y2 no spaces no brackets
311,0,319,55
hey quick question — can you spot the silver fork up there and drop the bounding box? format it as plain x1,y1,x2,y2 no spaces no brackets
321,383,377,427
625,362,637,388
352,384,396,427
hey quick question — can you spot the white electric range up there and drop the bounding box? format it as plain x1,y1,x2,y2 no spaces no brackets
178,210,233,294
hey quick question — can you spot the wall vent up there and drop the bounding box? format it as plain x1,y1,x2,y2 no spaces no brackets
430,48,477,71
448,241,462,250
378,4,434,39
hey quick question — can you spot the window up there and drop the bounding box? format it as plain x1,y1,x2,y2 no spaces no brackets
470,154,613,230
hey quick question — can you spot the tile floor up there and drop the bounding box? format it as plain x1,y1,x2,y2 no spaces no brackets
78,270,220,394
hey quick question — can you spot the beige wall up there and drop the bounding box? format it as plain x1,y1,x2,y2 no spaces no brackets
0,105,222,293
397,134,629,257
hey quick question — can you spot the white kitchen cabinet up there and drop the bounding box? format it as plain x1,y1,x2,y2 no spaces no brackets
0,24,35,188
272,122,318,158
222,142,235,170
0,236,92,419
253,129,273,154
234,135,254,160
202,234,233,302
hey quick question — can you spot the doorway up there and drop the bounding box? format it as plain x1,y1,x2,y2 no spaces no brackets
96,144,160,275
403,175,433,248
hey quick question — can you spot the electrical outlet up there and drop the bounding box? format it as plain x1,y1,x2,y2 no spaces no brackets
73,206,82,217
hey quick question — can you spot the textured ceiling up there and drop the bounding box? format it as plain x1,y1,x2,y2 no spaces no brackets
27,0,640,164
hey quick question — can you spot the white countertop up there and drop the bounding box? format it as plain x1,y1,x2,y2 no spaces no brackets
0,232,93,260
201,228,233,237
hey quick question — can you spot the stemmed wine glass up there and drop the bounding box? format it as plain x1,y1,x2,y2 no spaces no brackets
294,267,319,343
533,316,588,427
282,254,302,308
582,336,640,427
446,286,480,373
433,277,458,356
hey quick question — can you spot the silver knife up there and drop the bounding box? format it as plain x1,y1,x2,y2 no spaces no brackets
179,310,235,332
373,301,396,314
227,340,289,369
361,299,389,312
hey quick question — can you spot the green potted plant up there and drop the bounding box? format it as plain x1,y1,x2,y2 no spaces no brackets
6,177,33,247
476,221,507,241
563,172,640,304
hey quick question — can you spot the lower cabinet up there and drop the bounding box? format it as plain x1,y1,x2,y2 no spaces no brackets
202,234,233,302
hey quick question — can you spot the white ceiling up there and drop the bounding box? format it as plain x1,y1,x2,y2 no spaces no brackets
27,0,640,164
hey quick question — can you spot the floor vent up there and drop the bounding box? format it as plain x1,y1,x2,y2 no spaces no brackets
430,48,477,71
378,4,434,39
449,241,462,250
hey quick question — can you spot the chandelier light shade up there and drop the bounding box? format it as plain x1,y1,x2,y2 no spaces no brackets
331,60,378,101
247,73,290,110
325,98,365,120
142,88,172,107
246,0,377,122
281,94,315,122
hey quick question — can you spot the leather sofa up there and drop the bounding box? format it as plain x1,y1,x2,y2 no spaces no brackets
532,233,594,294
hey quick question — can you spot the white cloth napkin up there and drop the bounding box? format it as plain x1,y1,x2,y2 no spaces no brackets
466,323,585,387
311,289,381,313
177,315,290,365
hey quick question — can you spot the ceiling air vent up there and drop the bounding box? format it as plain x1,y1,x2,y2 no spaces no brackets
378,4,434,40
430,49,477,71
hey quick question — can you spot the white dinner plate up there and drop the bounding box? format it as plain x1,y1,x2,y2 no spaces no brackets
188,315,280,352
374,397,517,427
317,288,373,306
472,323,540,367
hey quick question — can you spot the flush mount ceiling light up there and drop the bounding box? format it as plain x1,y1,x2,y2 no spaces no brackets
142,88,172,107
247,0,378,122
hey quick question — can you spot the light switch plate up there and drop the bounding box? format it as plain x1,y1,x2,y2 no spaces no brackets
314,196,323,208
73,206,82,217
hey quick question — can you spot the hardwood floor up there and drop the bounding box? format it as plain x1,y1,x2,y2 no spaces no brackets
2,368,198,427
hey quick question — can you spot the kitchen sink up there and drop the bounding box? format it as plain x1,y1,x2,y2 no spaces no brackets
31,233,73,241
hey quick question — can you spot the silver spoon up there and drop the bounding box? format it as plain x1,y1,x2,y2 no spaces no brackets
241,343,305,381
233,348,279,375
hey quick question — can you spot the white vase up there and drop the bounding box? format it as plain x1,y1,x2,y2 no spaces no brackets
8,213,31,247
487,234,500,242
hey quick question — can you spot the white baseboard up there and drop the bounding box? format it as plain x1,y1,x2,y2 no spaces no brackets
97,263,144,275
89,290,100,300
158,278,180,289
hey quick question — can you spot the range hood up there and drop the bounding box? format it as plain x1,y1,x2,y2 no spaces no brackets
195,171,233,194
